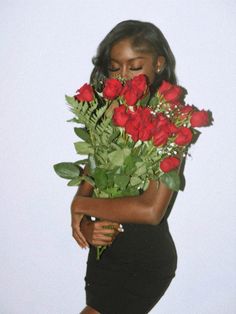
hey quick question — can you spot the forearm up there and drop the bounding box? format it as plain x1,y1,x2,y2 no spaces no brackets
71,181,173,225
71,166,94,224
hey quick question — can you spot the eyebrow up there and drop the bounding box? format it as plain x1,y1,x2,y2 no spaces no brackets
110,57,146,62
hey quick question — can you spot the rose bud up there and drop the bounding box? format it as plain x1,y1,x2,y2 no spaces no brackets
175,127,193,146
75,83,94,102
190,110,209,127
112,105,129,127
103,78,123,100
160,156,180,173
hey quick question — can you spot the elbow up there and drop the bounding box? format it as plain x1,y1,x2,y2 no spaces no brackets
140,197,163,225
148,200,169,225
150,212,163,225
145,205,163,225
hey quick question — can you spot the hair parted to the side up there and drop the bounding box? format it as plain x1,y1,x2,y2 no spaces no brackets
90,20,177,89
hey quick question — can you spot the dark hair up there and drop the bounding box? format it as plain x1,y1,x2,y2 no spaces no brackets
90,20,177,89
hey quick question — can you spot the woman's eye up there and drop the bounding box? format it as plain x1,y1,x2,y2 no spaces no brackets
108,67,120,72
130,67,143,71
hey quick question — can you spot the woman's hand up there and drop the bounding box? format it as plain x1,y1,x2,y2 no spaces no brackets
71,212,123,248
80,219,123,247
71,213,89,249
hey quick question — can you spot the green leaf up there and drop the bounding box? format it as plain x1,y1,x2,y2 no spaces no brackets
130,176,143,186
192,129,201,144
140,91,150,106
67,175,95,187
114,174,130,189
108,148,131,167
53,162,81,179
74,159,88,165
109,128,120,142
149,95,159,107
94,168,108,189
74,127,91,143
67,117,80,123
102,187,124,197
160,170,181,191
94,189,109,198
65,95,78,106
67,177,83,186
135,162,147,176
88,154,96,175
74,142,94,155
82,175,95,186
124,155,139,174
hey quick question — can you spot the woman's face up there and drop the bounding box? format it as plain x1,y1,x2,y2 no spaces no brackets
108,38,165,83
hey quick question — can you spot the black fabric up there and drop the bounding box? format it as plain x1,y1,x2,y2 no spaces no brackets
85,219,177,314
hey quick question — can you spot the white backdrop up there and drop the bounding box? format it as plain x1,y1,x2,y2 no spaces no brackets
1,1,235,313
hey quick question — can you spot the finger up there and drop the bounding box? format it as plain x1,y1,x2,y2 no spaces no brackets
94,221,124,232
89,234,113,245
74,234,88,249
73,228,89,248
73,231,87,248
92,233,114,241
93,225,124,239
76,227,89,245
94,228,117,235
94,221,119,228
73,231,88,249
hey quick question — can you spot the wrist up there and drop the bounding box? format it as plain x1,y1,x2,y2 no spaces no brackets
71,195,80,214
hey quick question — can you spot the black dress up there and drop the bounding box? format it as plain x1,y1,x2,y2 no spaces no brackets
85,214,177,314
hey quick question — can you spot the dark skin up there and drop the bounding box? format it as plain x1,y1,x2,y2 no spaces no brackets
72,38,170,314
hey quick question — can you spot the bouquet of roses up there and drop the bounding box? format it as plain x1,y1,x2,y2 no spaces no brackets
54,74,212,259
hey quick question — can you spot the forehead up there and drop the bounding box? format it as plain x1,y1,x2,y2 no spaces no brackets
110,38,153,62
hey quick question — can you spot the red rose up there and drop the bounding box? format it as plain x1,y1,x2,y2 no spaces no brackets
124,107,152,142
139,122,153,141
124,109,142,141
181,105,194,114
158,81,183,103
122,82,139,106
168,123,179,134
160,156,180,173
163,85,182,102
125,118,139,141
112,105,129,127
138,107,153,141
175,127,193,146
153,113,169,129
158,81,172,94
179,105,194,120
190,110,209,127
131,74,147,98
127,110,142,128
103,78,123,100
136,107,152,123
153,128,169,146
122,75,147,106
75,83,94,102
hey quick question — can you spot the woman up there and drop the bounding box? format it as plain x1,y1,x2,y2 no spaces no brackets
71,20,178,314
